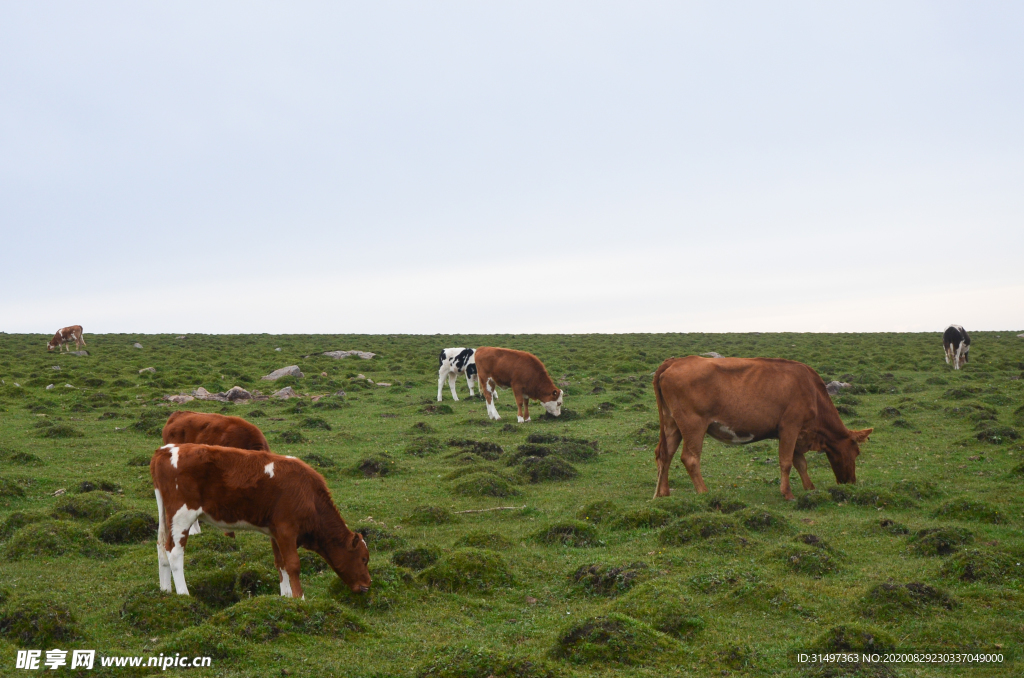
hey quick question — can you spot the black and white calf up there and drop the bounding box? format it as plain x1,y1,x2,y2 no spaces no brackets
943,325,971,370
437,348,478,401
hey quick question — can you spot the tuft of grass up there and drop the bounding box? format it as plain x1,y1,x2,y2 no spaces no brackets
773,544,842,577
276,430,307,444
932,498,1006,524
0,478,25,498
453,531,514,551
535,522,601,548
158,624,242,660
4,520,112,560
415,647,560,678
419,548,513,593
827,486,915,509
120,586,209,634
300,416,332,430
125,455,150,467
733,508,791,533
301,453,336,469
705,493,747,514
614,580,706,640
404,506,456,526
329,562,415,612
0,596,79,647
190,569,241,609
859,582,956,618
0,450,43,466
658,514,742,546
516,457,579,483
353,454,397,478
95,510,157,544
940,549,1024,584
392,546,441,571
38,424,85,439
234,565,278,598
613,508,674,530
52,491,125,521
405,437,444,457
907,527,974,557
452,472,519,498
447,439,503,460
813,625,896,652
877,518,909,535
0,511,49,541
354,526,407,551
210,597,366,641
550,613,681,666
796,490,834,510
575,500,620,524
570,562,647,596
890,479,939,500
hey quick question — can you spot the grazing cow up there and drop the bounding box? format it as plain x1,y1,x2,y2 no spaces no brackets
47,325,85,352
437,348,478,401
151,444,370,598
652,356,872,501
162,411,270,451
474,347,563,422
943,325,971,370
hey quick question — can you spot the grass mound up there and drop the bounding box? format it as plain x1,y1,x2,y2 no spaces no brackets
575,500,619,524
159,624,242,660
535,522,601,547
453,472,520,498
419,548,513,592
52,491,124,521
448,439,504,460
793,533,836,552
733,508,791,533
613,508,674,530
570,562,647,596
76,479,121,493
300,551,330,575
796,490,834,510
0,478,24,498
705,494,747,514
234,565,278,597
0,511,49,541
190,569,241,609
877,518,909,535
774,544,842,576
392,546,441,570
454,531,514,551
891,480,939,500
95,510,157,544
120,586,209,634
940,549,1023,584
39,424,85,439
354,526,407,551
614,580,706,639
813,625,896,652
517,456,579,483
657,496,704,516
300,416,332,430
404,506,456,525
859,582,955,618
907,527,974,556
190,530,240,553
354,454,397,477
0,450,43,466
211,597,366,641
523,435,598,462
828,486,914,509
4,520,112,560
301,453,336,469
415,646,560,678
276,430,307,444
932,498,1006,524
406,437,444,457
0,596,79,647
975,426,1020,444
658,514,741,546
329,562,415,611
550,613,679,665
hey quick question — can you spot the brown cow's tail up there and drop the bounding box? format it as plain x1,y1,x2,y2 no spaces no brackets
651,361,674,464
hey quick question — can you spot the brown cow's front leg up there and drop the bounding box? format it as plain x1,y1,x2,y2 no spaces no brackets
271,536,304,598
792,449,815,491
513,387,527,423
777,427,801,500
481,375,501,420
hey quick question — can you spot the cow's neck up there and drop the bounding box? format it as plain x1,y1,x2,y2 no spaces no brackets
304,492,353,562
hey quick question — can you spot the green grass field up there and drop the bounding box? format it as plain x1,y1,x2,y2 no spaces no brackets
1,331,1023,677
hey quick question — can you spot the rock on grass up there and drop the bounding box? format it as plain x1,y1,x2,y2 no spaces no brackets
570,563,647,596
859,582,956,618
392,546,441,571
0,596,79,647
813,625,896,652
907,527,974,557
416,646,560,678
452,472,520,498
658,514,742,546
550,613,680,665
158,624,242,659
535,522,601,547
940,549,1024,584
4,520,112,560
120,586,209,634
95,510,157,544
932,498,1006,524
453,531,513,551
210,597,365,641
52,492,124,521
418,548,513,593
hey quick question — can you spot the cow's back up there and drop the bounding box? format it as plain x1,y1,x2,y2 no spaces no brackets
162,411,270,451
475,347,545,384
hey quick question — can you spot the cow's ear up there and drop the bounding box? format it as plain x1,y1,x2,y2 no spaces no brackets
350,532,363,549
850,428,873,443
553,389,559,397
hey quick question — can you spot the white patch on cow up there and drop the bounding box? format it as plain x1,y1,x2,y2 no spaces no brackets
159,443,173,451
517,415,525,423
280,568,293,597
264,462,275,478
155,489,172,592
286,455,297,459
168,503,203,595
188,522,202,535
542,390,564,416
708,421,755,444
168,445,181,468
485,378,501,420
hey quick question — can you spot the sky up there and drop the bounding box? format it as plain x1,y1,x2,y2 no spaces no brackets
1,2,1022,334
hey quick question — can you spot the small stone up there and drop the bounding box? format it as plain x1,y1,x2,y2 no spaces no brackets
825,381,851,395
275,347,282,351
262,365,304,381
164,395,194,404
64,384,75,388
323,350,376,360
376,382,392,387
46,384,54,390
356,374,367,380
224,386,253,401
701,351,724,358
321,372,328,377
334,390,347,397
51,365,61,371
525,596,538,605
175,336,186,339
53,488,66,497
139,367,156,374
273,386,300,399
69,350,89,356
133,343,143,349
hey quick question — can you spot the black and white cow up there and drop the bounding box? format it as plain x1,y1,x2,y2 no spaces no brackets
438,348,478,401
943,325,971,370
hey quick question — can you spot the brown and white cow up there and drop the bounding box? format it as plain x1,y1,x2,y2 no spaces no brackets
474,347,563,422
151,444,370,598
47,325,85,352
162,411,270,451
652,356,872,501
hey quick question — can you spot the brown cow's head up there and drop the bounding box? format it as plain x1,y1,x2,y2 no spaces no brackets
330,531,371,593
823,428,873,484
541,389,564,416
47,341,57,351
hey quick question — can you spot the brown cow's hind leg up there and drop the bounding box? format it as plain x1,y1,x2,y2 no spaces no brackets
654,412,683,497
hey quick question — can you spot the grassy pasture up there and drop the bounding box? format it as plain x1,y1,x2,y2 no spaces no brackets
0,331,1023,677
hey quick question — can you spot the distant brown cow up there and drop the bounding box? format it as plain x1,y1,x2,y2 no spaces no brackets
474,347,563,422
151,443,370,598
47,325,85,352
162,411,270,451
652,356,872,501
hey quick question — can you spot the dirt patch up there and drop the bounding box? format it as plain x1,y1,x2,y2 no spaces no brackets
418,548,513,592
570,562,647,596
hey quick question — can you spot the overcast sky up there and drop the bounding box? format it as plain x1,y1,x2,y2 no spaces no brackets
1,2,1021,334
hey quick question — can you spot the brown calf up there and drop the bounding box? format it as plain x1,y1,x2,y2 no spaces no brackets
162,411,270,451
474,347,563,422
47,325,85,352
151,444,370,598
652,356,872,501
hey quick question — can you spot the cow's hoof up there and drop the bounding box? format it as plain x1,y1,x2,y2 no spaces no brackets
517,416,525,423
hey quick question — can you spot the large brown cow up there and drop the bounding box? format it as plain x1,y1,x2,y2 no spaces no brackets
652,356,872,501
47,325,85,352
162,411,270,451
151,443,370,598
474,347,563,422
